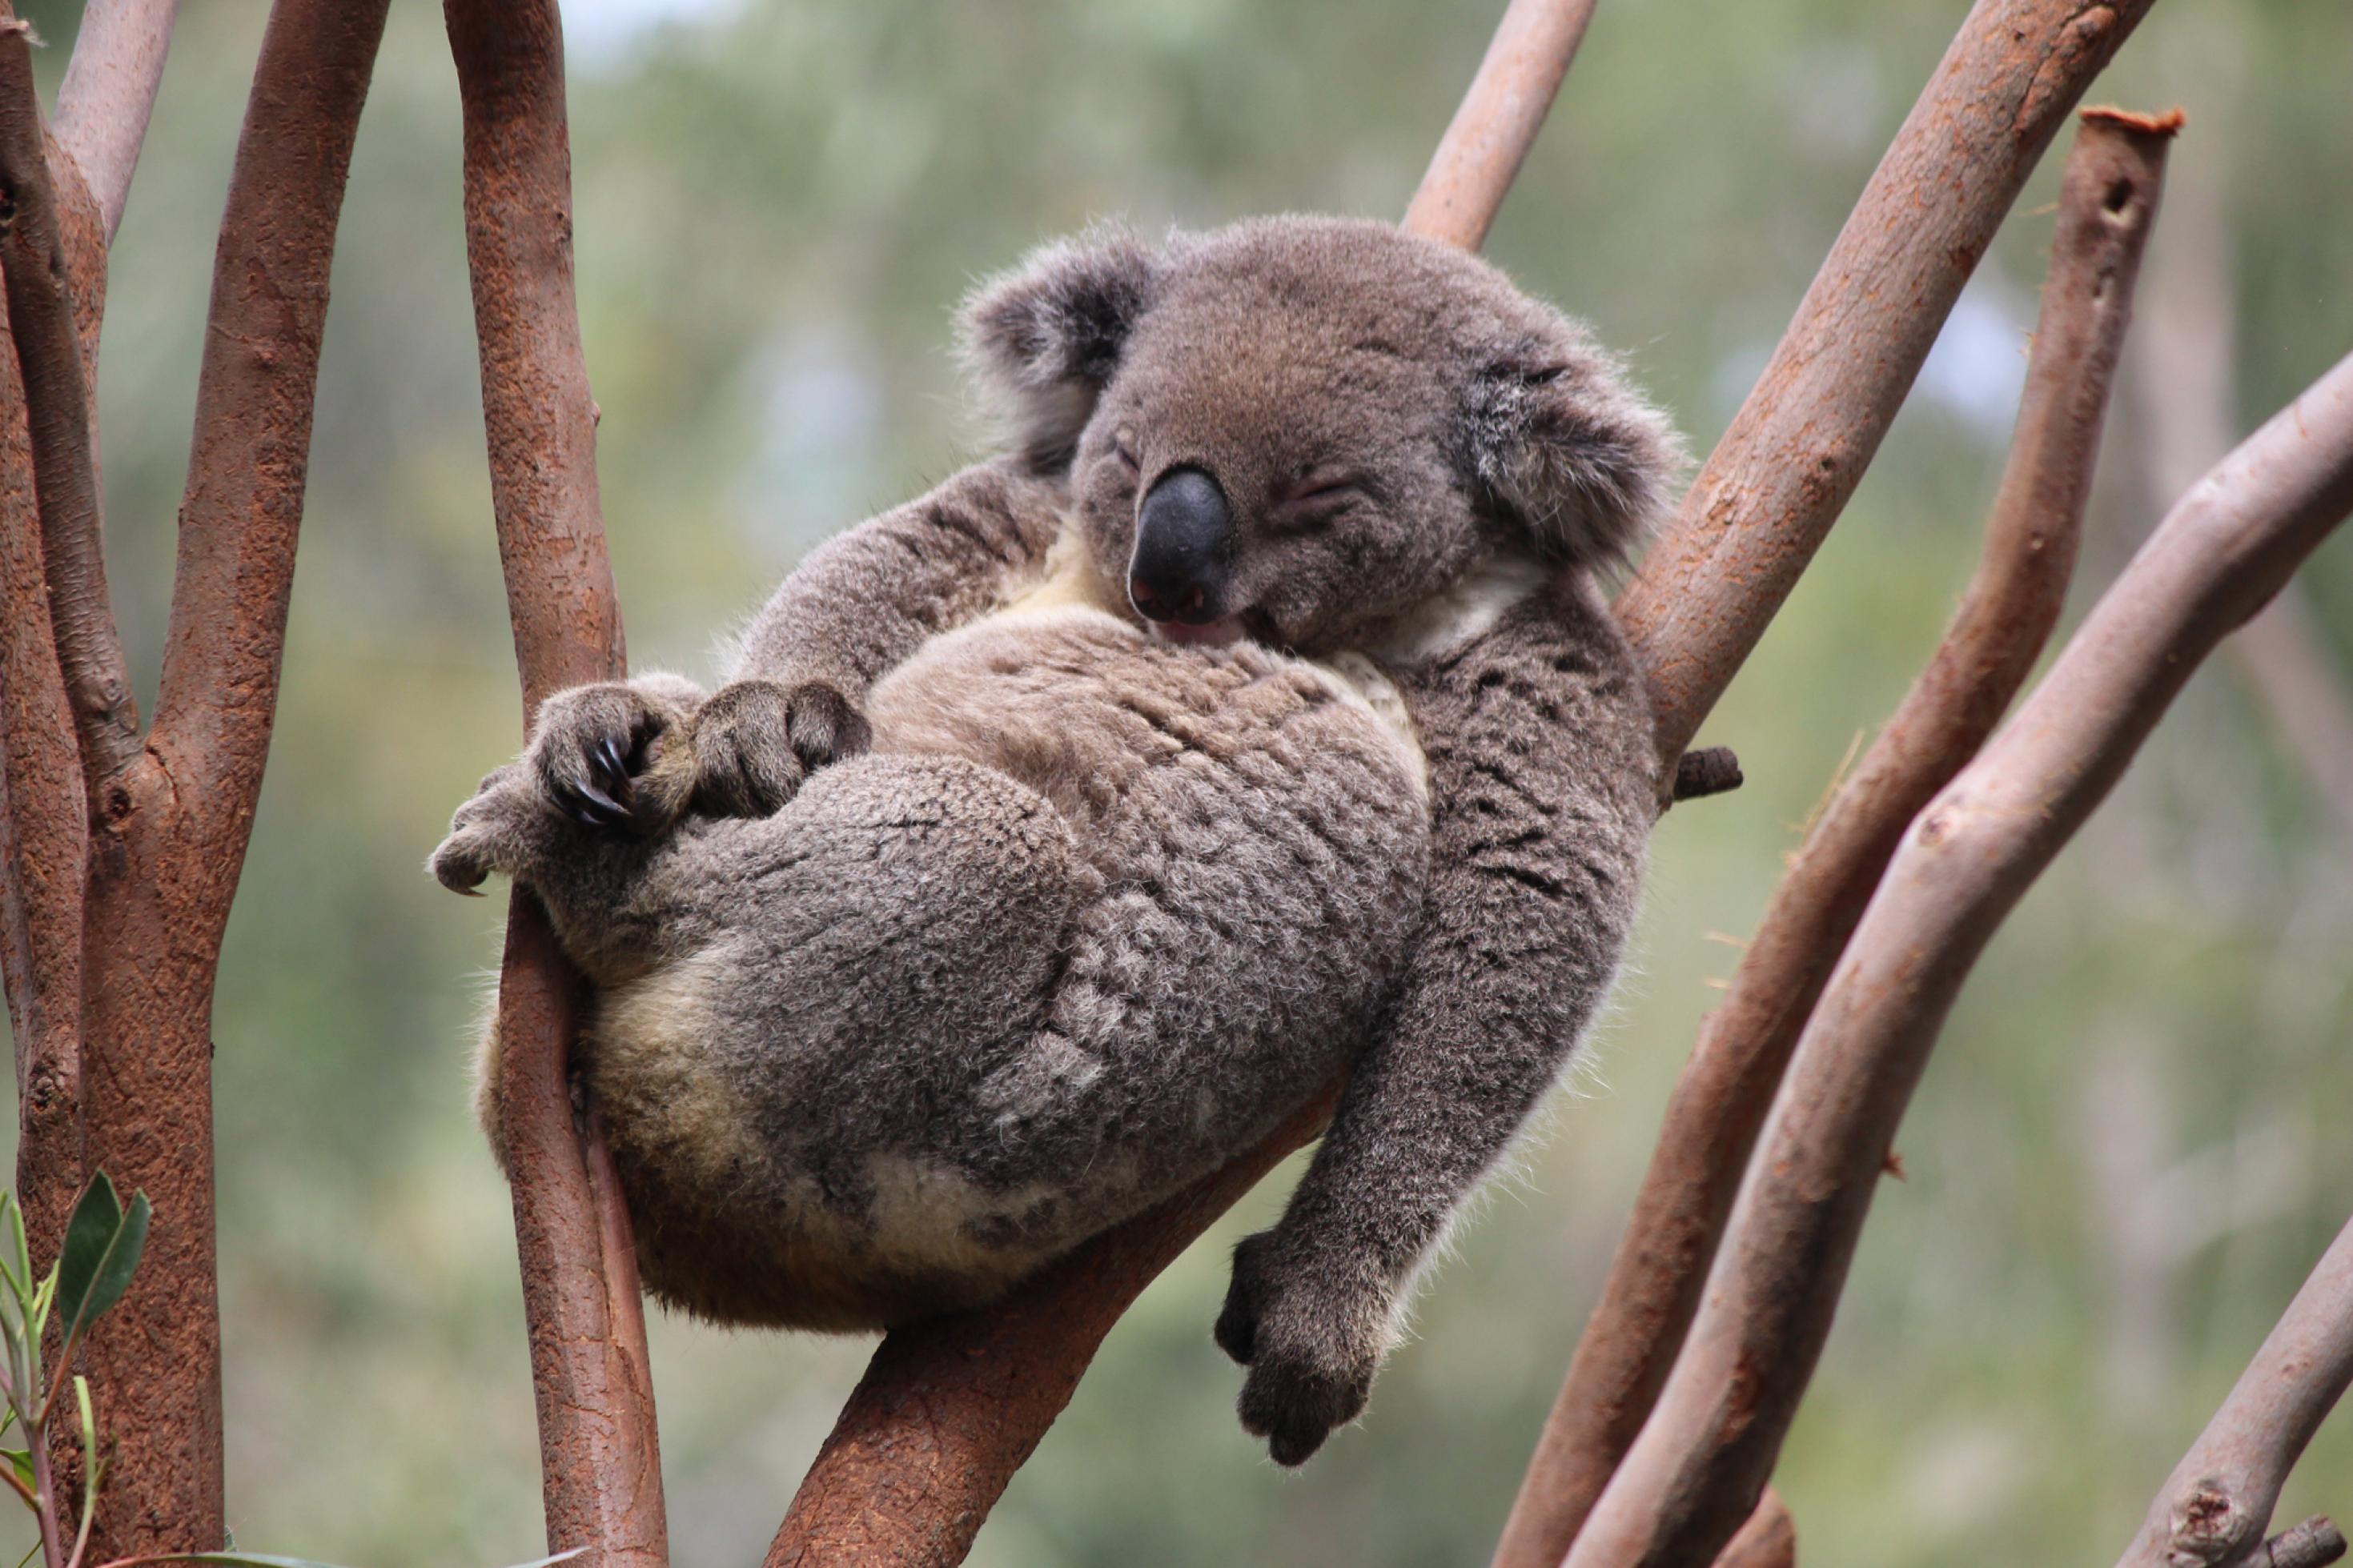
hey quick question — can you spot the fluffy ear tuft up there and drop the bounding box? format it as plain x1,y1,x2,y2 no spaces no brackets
1466,334,1685,570
961,225,1163,470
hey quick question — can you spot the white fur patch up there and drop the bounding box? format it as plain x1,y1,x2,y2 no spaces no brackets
1365,550,1552,667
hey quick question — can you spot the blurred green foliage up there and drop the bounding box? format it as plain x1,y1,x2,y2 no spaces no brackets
1,0,2348,1562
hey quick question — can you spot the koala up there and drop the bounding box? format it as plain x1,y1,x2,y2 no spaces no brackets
432,215,1676,1466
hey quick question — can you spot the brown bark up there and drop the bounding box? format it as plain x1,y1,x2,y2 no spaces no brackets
1612,0,2159,781
1563,348,2353,1568
1491,108,2171,1568
69,2,389,1557
51,0,179,244
1401,0,1598,250
2114,1215,2353,1568
443,5,663,1565
0,19,139,794
1713,1490,1796,1568
0,118,106,1273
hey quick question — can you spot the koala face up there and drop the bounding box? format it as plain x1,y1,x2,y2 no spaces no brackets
963,216,1680,652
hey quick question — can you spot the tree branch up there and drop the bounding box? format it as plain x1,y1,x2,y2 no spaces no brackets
1492,106,2171,1568
1563,346,2353,1568
2114,1215,2353,1568
1401,0,1598,250
1613,0,2158,781
52,0,179,244
72,2,389,1557
0,15,139,792
442,5,661,1566
1713,1490,1796,1568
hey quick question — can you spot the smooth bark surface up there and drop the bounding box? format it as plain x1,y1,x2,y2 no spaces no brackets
1402,0,1597,250
1566,348,2353,1568
1613,0,2158,778
71,1,389,1555
444,5,662,1565
1492,108,2171,1568
51,0,179,242
2114,1217,2353,1568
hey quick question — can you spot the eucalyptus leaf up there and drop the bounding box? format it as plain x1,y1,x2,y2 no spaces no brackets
55,1176,150,1347
0,1446,29,1494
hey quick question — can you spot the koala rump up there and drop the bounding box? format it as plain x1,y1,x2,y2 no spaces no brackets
434,215,1671,1466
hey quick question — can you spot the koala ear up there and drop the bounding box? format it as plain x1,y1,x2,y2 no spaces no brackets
961,226,1164,470
1466,339,1684,570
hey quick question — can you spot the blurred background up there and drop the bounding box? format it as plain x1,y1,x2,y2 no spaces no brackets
3,0,2351,1562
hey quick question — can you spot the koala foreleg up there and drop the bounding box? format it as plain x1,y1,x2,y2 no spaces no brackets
1216,582,1658,1465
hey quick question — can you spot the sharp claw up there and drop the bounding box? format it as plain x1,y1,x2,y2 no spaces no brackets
594,736,631,794
571,800,618,829
572,776,627,819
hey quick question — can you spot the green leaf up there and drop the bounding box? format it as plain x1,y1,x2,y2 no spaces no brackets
74,1374,98,1539
0,1446,29,1494
0,1194,26,1301
54,1175,150,1347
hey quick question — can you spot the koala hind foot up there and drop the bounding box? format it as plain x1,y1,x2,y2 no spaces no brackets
682,679,870,820
1215,1230,1391,1466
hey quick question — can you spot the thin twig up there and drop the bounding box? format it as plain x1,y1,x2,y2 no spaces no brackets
2255,1518,2349,1568
1564,349,2353,1567
0,18,139,792
71,2,390,1557
2114,1217,2353,1568
52,0,179,243
1613,0,2159,783
443,4,661,1566
1402,0,1599,249
1492,106,2173,1568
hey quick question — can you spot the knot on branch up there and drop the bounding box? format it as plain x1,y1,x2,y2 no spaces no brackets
1672,745,1744,801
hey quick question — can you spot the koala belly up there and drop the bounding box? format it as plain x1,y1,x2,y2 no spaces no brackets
581,605,1432,1330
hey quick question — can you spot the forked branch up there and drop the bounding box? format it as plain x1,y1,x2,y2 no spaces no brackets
1492,106,2172,1568
1564,348,2353,1568
444,3,662,1566
2114,1214,2353,1568
1615,0,2159,777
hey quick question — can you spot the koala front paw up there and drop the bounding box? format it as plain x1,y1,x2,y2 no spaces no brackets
686,680,870,819
1215,1231,1390,1466
529,680,698,836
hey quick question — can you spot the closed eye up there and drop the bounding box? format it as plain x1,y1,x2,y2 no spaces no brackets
1275,475,1369,527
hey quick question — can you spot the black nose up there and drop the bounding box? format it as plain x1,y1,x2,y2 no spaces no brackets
1129,467,1233,623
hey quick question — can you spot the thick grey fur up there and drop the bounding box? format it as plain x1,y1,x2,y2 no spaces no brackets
431,215,1675,1466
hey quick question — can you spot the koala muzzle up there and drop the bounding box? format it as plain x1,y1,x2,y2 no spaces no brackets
1129,466,1234,624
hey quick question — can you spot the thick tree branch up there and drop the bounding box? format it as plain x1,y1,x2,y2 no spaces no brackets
72,2,388,1558
52,0,179,243
1613,0,2158,780
1564,348,2353,1568
444,6,661,1566
1402,0,1597,250
2114,1216,2353,1568
0,17,139,792
0,117,106,1275
1492,107,2171,1568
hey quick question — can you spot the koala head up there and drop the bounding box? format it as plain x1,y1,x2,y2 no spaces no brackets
962,215,1681,652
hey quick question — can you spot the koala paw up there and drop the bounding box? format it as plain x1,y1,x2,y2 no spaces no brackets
1215,1231,1389,1466
529,680,696,836
687,680,870,819
428,764,533,895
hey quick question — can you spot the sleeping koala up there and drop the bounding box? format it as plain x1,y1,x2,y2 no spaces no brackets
432,215,1676,1465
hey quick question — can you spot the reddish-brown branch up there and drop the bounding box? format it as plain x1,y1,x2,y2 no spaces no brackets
443,5,661,1566
1564,349,2353,1568
1713,1490,1796,1568
52,0,179,243
1613,0,2159,780
1402,0,1598,250
1492,108,2171,1568
0,123,106,1275
0,18,139,793
70,2,389,1558
2114,1216,2353,1568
